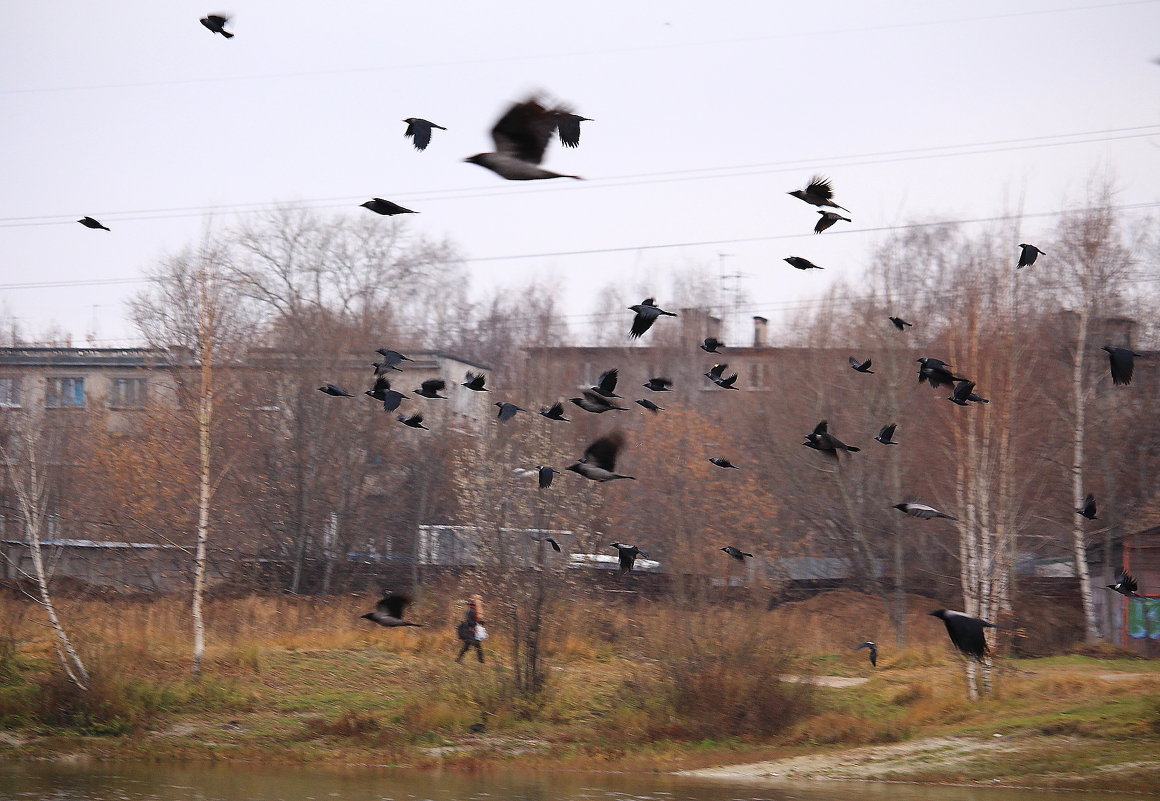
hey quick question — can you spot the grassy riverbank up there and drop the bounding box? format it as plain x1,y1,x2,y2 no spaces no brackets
1,590,1157,791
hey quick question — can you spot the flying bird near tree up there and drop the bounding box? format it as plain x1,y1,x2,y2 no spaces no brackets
854,641,878,667
643,377,673,392
849,356,874,374
1104,571,1143,598
889,316,912,331
892,502,956,520
1076,494,1098,520
705,363,739,390
591,368,621,398
465,96,582,180
397,413,428,429
784,256,824,271
700,338,724,353
1102,345,1143,386
803,420,860,459
917,357,962,390
361,592,422,628
1017,243,1044,269
948,379,989,406
566,432,635,482
200,14,234,38
414,379,447,399
403,118,446,151
539,401,570,422
788,175,849,212
708,457,740,469
375,349,412,372
461,372,488,391
494,402,524,422
77,216,110,231
554,111,591,147
540,536,562,552
318,384,354,397
875,423,899,445
720,546,753,561
929,609,996,661
610,542,648,573
628,299,677,339
635,399,663,413
366,376,407,411
537,465,560,489
361,198,417,216
814,210,852,234
571,390,627,414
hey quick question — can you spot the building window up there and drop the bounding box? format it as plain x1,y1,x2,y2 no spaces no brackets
45,377,85,408
0,376,20,408
110,377,147,409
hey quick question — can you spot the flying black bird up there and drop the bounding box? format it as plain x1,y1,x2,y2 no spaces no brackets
199,14,234,38
555,111,591,147
643,377,673,392
784,256,824,271
570,390,627,414
636,399,663,413
403,118,446,151
361,198,417,216
929,609,996,661
414,379,447,399
917,357,962,389
375,349,412,371
1102,345,1143,386
537,465,560,489
462,372,488,391
1017,243,1044,269
366,377,407,411
788,175,849,212
720,546,753,561
849,356,874,374
709,457,740,469
539,401,571,422
628,298,677,339
77,216,110,231
854,641,878,667
705,363,739,390
700,337,725,353
892,502,956,520
1076,493,1098,520
541,536,562,552
566,432,635,482
318,384,354,397
803,420,860,459
361,592,422,628
397,413,428,429
874,423,899,445
814,210,852,234
495,402,524,422
1105,571,1143,598
948,380,989,406
889,316,913,330
592,368,621,398
465,96,582,180
610,542,648,573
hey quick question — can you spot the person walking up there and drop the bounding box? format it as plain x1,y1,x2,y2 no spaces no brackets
455,595,486,664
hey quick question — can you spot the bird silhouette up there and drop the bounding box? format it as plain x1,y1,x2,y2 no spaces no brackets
403,118,446,151
537,465,560,489
77,216,110,231
610,542,648,573
539,401,571,422
929,609,996,661
784,256,824,271
892,502,956,520
462,372,488,391
788,175,849,212
541,536,563,552
592,368,621,398
566,432,635,482
414,379,448,399
948,380,989,406
361,198,417,216
1104,571,1143,598
803,420,860,459
700,337,725,353
200,14,234,38
642,377,673,392
636,399,663,413
854,641,878,667
555,111,592,147
628,299,677,339
495,401,524,422
705,363,739,390
1102,345,1143,386
874,423,899,445
465,96,582,180
366,377,407,411
814,210,852,234
375,349,412,372
849,356,874,374
1076,494,1098,520
1017,243,1044,269
318,384,354,397
361,592,423,628
397,413,428,429
708,457,740,469
889,316,913,330
570,390,627,414
720,546,753,561
917,358,962,390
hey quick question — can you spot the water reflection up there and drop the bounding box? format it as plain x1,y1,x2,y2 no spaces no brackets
0,762,1125,801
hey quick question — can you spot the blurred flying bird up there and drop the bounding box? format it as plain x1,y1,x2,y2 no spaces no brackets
571,390,626,414
784,256,823,271
462,372,488,391
708,457,740,469
948,380,989,406
720,546,753,561
465,96,582,180
414,379,447,399
849,356,874,374
397,413,427,429
366,377,407,411
700,337,725,353
929,609,996,661
814,210,852,234
1102,345,1143,386
541,536,562,552
854,641,878,667
375,349,412,371
1017,243,1044,269
361,592,422,628
705,363,739,390
628,298,677,339
889,316,912,330
566,432,635,482
874,423,899,445
539,401,571,422
537,465,560,489
318,384,354,397
1105,571,1143,598
803,420,860,459
403,117,446,151
555,111,591,148
495,401,524,422
1076,493,1098,520
361,198,417,216
636,399,663,413
200,14,234,38
917,357,962,389
592,368,621,398
77,216,110,231
610,542,648,573
788,175,849,212
892,502,956,520
643,377,673,392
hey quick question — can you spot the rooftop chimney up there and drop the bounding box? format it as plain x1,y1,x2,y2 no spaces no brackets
752,316,769,348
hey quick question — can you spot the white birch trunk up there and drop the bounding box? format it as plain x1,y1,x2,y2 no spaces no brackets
1068,308,1099,641
190,268,215,680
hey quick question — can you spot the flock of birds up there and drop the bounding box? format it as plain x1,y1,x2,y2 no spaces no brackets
72,15,1151,671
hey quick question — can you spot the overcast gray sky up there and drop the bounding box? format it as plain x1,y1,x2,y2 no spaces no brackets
2,0,1158,346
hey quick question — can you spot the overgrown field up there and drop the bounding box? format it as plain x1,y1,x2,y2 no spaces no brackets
1,587,1158,791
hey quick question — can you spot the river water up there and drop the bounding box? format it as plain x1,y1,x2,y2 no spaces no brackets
0,763,1133,801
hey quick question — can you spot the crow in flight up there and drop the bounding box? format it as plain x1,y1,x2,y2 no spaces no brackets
784,256,824,271
465,96,582,180
414,379,447,399
854,641,878,667
366,377,407,411
803,420,860,459
701,337,725,353
814,210,851,234
397,413,428,429
566,432,635,482
720,546,753,561
636,399,663,413
1105,571,1143,598
571,390,627,414
361,198,417,216
929,609,996,661
708,457,740,469
874,423,898,445
200,14,234,38
495,402,524,422
77,216,110,231
537,465,560,489
1017,243,1044,269
892,502,956,520
889,316,913,330
555,111,592,147
610,542,648,573
1076,493,1098,520
462,372,488,391
403,118,446,151
318,384,354,397
705,363,739,389
788,175,849,212
1102,345,1143,386
643,377,673,392
539,401,571,422
849,356,874,374
628,298,677,339
361,591,422,628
